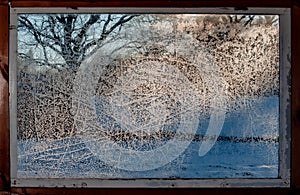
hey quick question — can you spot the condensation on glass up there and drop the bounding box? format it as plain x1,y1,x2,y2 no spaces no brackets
9,8,291,187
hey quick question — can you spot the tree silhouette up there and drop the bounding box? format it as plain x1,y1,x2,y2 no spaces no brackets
18,14,137,72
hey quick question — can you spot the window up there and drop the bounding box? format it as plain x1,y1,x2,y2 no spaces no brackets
9,7,291,188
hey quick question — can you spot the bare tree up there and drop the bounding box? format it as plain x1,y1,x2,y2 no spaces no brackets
16,14,279,140
17,14,139,139
18,14,137,72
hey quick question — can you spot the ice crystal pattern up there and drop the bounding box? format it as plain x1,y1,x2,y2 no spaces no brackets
16,14,279,177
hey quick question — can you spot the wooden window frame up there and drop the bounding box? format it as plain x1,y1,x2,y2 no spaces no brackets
1,0,300,194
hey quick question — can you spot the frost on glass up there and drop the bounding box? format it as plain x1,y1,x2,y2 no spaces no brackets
16,14,279,178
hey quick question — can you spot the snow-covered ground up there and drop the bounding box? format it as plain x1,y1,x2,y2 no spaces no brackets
17,96,279,179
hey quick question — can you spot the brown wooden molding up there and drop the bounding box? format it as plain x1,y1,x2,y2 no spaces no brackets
1,0,300,194
0,57,8,83
0,3,10,191
0,0,8,6
0,191,10,195
10,0,293,8
10,188,292,195
291,3,300,190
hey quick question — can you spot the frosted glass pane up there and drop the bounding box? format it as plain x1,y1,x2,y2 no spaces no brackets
16,14,279,178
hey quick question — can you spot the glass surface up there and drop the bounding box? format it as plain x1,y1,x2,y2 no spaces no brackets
16,14,279,178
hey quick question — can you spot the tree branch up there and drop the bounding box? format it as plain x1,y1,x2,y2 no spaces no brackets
73,15,101,50
81,14,138,59
19,16,62,54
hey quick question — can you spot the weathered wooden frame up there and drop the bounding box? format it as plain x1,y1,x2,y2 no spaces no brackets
1,0,300,194
9,7,291,188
